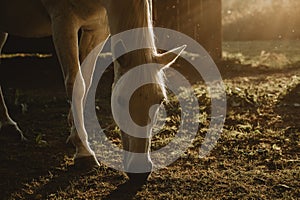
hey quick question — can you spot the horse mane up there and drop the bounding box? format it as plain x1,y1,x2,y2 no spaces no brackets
111,0,157,55
112,0,167,99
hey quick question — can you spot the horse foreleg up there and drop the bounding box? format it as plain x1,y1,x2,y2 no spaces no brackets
79,20,109,96
0,32,25,140
0,32,8,57
51,15,98,168
0,86,25,140
121,132,152,184
79,9,109,64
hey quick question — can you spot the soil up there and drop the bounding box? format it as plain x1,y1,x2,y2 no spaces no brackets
0,50,299,199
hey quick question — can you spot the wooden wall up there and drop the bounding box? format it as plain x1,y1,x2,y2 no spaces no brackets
153,0,222,62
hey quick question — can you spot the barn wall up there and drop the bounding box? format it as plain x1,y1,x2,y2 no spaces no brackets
153,0,222,62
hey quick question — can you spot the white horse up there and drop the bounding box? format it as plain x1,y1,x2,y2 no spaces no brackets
0,0,183,183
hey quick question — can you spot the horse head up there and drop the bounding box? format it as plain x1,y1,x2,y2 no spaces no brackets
111,39,186,183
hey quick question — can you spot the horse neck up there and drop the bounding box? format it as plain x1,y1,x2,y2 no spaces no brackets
105,0,156,55
107,0,164,93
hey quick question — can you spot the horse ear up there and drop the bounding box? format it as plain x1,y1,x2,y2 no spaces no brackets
155,45,187,66
113,40,127,59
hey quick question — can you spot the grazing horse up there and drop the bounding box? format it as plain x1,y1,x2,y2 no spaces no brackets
0,0,183,182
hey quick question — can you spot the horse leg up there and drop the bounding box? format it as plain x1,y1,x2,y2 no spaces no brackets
121,132,152,184
0,86,25,140
0,31,8,63
0,32,25,140
50,13,98,168
79,12,109,63
79,10,109,91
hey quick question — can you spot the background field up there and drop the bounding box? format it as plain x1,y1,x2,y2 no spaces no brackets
222,0,300,40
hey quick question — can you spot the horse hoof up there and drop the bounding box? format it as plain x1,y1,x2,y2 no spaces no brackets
74,156,99,170
0,123,27,141
127,172,150,186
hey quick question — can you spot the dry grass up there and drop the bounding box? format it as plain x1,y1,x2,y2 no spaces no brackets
0,41,300,199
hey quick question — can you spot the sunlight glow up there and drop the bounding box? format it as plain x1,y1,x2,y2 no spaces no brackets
222,0,300,40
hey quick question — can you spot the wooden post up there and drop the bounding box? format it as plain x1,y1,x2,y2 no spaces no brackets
153,0,222,62
195,0,222,61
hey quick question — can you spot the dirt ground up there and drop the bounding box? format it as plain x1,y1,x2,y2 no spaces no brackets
0,47,299,199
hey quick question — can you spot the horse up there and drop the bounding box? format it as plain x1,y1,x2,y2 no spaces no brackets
0,0,184,182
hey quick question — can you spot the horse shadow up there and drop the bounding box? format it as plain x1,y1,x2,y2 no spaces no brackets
23,164,143,200
103,181,145,200
0,139,139,199
0,138,72,199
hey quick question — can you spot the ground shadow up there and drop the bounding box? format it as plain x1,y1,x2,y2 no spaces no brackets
22,165,98,199
0,137,73,199
103,181,145,200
